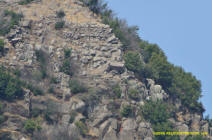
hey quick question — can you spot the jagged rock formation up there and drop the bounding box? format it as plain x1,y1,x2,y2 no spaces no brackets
0,0,211,140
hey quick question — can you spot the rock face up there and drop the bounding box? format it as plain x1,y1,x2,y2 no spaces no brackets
0,0,211,140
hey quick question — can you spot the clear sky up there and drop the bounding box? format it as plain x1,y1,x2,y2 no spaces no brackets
106,0,212,116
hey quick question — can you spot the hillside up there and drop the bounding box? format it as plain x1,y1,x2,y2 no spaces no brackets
0,0,211,140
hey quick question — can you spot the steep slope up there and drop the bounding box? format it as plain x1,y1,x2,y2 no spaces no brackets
0,0,211,140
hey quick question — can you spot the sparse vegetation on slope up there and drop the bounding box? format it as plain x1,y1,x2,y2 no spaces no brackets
0,40,4,55
0,67,24,100
18,0,34,5
0,10,22,36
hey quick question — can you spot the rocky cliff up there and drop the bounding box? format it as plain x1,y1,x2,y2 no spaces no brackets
0,0,211,140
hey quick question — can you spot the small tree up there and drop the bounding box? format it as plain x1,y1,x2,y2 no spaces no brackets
124,51,143,73
75,121,88,137
120,104,132,117
112,84,121,98
56,10,65,18
0,40,4,55
69,80,86,94
24,119,41,134
55,21,65,30
128,88,139,100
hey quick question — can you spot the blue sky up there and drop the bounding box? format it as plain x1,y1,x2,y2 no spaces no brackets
106,0,212,116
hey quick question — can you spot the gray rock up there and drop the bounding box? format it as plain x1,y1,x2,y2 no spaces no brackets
107,35,118,44
107,62,125,74
21,20,32,28
70,99,86,113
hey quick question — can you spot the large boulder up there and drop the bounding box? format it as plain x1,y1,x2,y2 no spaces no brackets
107,62,125,74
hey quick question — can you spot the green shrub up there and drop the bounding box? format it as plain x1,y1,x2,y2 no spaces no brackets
0,40,4,55
112,84,121,98
0,68,24,100
75,121,88,136
141,100,172,124
48,86,54,94
0,103,3,113
24,83,43,96
69,111,77,124
124,51,143,73
13,69,21,77
60,59,73,76
56,10,65,18
120,104,132,117
139,42,164,63
153,121,180,140
128,88,139,100
0,10,22,36
168,66,204,112
0,115,5,124
69,80,86,94
35,50,48,79
50,77,59,84
64,48,72,59
24,119,41,134
60,49,73,76
35,50,46,63
147,53,173,89
55,21,65,30
18,0,34,5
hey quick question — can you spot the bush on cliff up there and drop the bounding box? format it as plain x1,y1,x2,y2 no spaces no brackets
0,67,24,100
0,40,4,55
0,10,22,36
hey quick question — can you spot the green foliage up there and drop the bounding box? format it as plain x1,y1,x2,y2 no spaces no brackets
18,0,34,5
60,59,73,76
69,111,77,124
50,77,59,84
0,115,5,124
0,103,5,124
139,42,164,63
75,121,88,136
0,103,3,114
24,119,41,134
13,69,21,77
69,80,86,94
64,48,72,59
0,67,24,100
141,100,171,124
124,51,143,73
128,88,140,100
35,50,46,63
168,66,204,112
56,10,65,18
55,21,65,30
141,100,179,140
35,50,48,79
153,121,180,140
0,10,22,36
147,53,173,88
185,135,208,140
120,104,132,117
48,86,54,94
60,48,73,76
0,40,4,55
111,84,121,98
